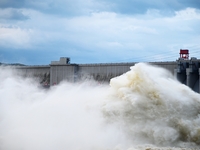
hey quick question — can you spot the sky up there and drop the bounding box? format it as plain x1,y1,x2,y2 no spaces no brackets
0,0,200,65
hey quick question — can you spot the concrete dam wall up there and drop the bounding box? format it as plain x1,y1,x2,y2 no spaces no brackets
14,57,200,93
174,58,200,93
15,65,50,85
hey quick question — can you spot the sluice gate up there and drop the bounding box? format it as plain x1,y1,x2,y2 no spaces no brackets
175,57,200,93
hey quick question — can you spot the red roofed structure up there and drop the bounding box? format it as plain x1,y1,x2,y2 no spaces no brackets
180,49,189,59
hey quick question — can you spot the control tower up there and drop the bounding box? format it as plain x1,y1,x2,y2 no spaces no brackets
179,49,189,59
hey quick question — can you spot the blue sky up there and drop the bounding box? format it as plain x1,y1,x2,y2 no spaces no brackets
0,0,200,65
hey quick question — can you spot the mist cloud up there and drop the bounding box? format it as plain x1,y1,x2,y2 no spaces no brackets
1,64,200,149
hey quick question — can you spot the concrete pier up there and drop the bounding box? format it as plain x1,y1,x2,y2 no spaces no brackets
187,58,199,93
175,59,189,84
175,58,200,93
199,68,200,93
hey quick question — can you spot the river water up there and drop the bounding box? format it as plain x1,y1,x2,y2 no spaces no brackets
0,63,200,150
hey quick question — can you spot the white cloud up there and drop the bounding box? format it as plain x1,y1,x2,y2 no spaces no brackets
0,7,200,63
0,8,29,20
174,7,200,20
0,27,32,48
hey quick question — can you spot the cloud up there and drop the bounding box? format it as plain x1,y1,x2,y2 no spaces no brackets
0,0,25,9
1,7,200,62
0,0,200,64
0,0,110,17
0,8,29,20
174,7,200,20
100,0,200,15
0,26,32,48
2,0,199,17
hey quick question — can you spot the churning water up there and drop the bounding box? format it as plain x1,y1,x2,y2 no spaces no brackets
0,63,200,150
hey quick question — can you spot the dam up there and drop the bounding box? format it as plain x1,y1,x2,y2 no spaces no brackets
14,50,200,93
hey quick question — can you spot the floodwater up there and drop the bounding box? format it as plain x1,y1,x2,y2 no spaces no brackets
0,63,200,150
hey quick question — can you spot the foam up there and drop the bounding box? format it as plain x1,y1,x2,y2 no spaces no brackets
0,63,200,150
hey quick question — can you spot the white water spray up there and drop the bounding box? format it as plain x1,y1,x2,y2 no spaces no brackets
0,63,200,150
